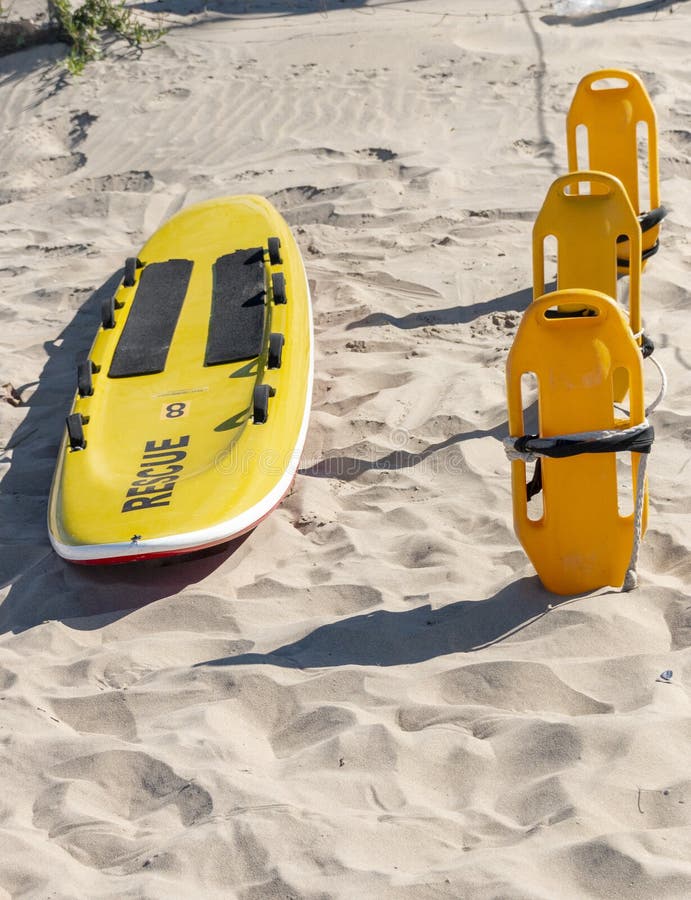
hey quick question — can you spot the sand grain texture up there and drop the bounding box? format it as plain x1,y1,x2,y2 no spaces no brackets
1,1,690,897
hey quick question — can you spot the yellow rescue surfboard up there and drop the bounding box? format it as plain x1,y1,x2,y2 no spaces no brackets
506,289,649,595
566,69,664,273
48,195,313,564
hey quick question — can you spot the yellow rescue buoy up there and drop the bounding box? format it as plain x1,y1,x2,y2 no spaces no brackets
506,288,650,595
533,170,642,401
533,170,641,335
566,69,663,272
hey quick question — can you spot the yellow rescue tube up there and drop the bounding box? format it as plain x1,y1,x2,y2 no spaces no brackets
48,195,313,564
506,289,648,595
566,69,662,272
532,170,641,336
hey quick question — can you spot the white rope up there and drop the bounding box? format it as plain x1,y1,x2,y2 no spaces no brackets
622,453,649,591
622,350,666,589
504,437,541,462
610,354,667,419
645,353,667,415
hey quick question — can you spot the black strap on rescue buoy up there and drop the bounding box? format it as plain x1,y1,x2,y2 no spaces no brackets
508,423,655,502
615,205,668,268
513,425,654,460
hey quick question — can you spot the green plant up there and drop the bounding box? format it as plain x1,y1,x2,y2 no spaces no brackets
49,0,166,75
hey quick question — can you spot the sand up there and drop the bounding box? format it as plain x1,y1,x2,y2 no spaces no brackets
0,1,690,897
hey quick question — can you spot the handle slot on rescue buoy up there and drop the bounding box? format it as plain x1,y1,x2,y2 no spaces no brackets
590,76,630,92
562,178,612,198
268,333,285,369
518,372,542,517
543,304,600,320
66,413,86,450
253,383,276,424
271,272,287,304
268,237,282,266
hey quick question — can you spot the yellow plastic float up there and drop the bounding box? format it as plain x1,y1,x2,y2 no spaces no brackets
48,195,313,564
505,288,652,595
533,170,642,400
533,170,641,324
566,69,665,273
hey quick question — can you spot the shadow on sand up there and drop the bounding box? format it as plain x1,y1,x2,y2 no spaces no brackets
0,537,247,636
302,282,543,481
194,576,574,669
133,0,386,17
346,284,534,332
0,270,237,636
541,0,681,27
299,422,512,480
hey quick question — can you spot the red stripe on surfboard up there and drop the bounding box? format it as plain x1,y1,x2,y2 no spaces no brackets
69,479,295,565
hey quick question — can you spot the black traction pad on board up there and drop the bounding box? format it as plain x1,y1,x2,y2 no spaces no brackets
108,259,193,378
204,248,266,366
